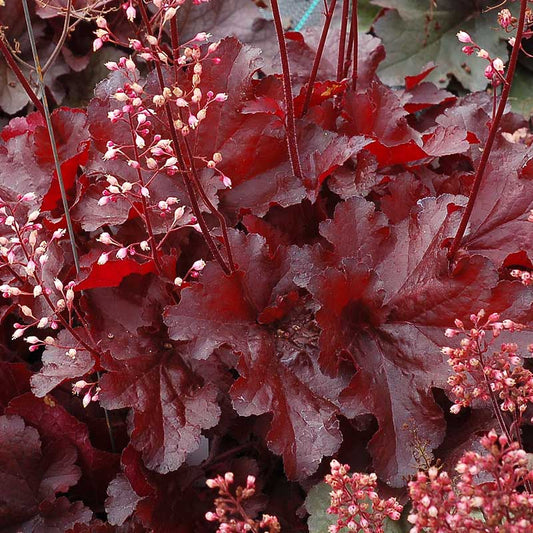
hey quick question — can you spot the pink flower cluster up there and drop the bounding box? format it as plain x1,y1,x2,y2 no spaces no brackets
205,472,280,533
408,430,533,532
456,31,506,85
325,460,403,533
442,310,532,417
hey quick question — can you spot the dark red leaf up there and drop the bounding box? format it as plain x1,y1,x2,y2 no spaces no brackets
402,82,455,114
105,474,142,527
0,108,89,208
6,393,119,510
31,329,96,398
0,361,31,414
0,414,91,530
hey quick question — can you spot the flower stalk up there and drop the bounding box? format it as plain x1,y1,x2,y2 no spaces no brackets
448,0,528,261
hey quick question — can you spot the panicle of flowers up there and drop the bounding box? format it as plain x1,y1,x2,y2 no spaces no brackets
408,430,533,532
91,0,236,276
510,268,532,286
456,31,506,86
72,379,101,408
94,3,231,187
325,459,403,533
442,309,533,419
205,472,280,533
0,195,76,342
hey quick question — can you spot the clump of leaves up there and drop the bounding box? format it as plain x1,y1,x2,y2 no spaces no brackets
0,0,531,530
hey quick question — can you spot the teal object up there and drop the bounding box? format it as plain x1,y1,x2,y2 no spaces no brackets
294,0,322,31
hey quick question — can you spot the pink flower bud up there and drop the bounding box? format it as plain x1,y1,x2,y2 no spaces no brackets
221,174,232,188
98,253,109,265
492,58,505,73
93,38,103,52
192,259,206,271
129,39,142,51
193,32,211,42
146,158,158,170
456,31,472,44
98,232,112,245
214,93,228,102
82,391,92,408
126,3,136,21
125,58,136,71
12,328,24,340
116,248,128,260
66,288,75,303
208,41,220,54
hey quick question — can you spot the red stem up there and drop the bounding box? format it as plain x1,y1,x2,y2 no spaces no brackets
0,37,45,116
448,0,528,260
270,0,304,181
301,0,337,116
170,16,180,80
336,0,350,81
343,14,354,78
127,114,163,274
178,132,236,272
351,0,358,91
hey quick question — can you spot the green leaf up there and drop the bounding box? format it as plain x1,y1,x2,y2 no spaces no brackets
359,0,381,32
371,0,508,91
510,64,533,118
306,482,337,533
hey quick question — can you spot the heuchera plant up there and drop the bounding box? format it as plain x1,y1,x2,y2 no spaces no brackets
0,0,532,530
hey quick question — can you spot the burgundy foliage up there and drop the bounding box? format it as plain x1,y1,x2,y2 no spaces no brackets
0,4,532,531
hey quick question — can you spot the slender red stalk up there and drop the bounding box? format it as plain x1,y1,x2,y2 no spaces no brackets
127,115,163,274
302,0,337,116
342,16,353,78
351,0,358,91
179,133,236,272
448,0,528,261
336,0,350,81
0,37,44,116
269,0,304,181
170,16,180,81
